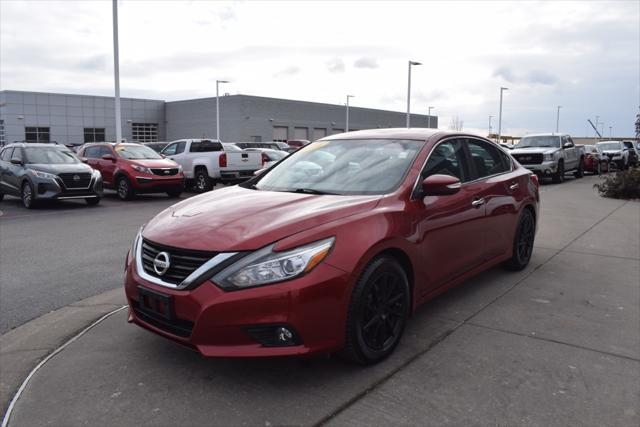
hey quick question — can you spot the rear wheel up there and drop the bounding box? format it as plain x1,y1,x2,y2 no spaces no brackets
116,176,134,200
552,161,564,183
503,208,536,271
21,181,37,209
342,256,410,365
194,169,212,193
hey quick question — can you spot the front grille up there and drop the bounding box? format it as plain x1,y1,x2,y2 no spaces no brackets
151,168,179,176
141,239,216,285
512,153,543,165
58,172,92,189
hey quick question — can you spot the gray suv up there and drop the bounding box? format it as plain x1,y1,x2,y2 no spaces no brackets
0,143,103,208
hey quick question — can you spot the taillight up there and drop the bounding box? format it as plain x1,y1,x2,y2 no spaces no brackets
261,153,269,166
219,153,227,168
529,173,539,188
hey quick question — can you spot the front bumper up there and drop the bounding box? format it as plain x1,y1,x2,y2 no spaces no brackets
132,175,185,192
124,250,351,357
519,161,558,176
33,176,103,200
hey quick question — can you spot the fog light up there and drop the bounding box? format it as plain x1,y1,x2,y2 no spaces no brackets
276,327,293,343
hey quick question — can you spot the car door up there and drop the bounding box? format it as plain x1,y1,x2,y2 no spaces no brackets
464,138,522,260
415,138,487,293
562,136,577,168
0,147,18,195
98,145,118,184
6,147,26,193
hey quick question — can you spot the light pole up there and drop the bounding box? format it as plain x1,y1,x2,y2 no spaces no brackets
345,95,354,132
609,126,612,138
488,115,493,137
497,87,508,144
427,106,434,128
112,0,122,143
406,60,421,127
556,106,562,133
216,80,229,141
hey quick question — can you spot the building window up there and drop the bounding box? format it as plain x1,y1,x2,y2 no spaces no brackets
25,127,50,143
84,128,106,143
0,120,5,146
131,123,158,143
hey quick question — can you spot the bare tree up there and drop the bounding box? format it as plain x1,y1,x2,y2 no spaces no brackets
449,116,464,131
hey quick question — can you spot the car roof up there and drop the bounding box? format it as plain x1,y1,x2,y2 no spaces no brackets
2,142,63,148
597,140,621,144
521,133,567,137
322,128,460,141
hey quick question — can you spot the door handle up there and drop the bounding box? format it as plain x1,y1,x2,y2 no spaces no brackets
471,198,485,208
509,182,519,191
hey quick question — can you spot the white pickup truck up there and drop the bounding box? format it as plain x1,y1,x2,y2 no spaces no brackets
161,139,263,191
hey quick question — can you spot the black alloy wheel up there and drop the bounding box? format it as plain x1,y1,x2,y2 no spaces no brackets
342,256,410,364
21,181,36,209
504,208,536,271
117,177,134,200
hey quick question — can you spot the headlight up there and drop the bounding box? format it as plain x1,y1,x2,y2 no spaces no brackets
177,165,183,173
543,153,555,162
212,237,335,290
30,170,58,180
132,165,152,174
92,169,102,179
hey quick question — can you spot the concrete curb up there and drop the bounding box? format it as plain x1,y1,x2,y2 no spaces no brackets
0,288,126,415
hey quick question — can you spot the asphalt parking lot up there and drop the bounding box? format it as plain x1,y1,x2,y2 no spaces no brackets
1,176,638,426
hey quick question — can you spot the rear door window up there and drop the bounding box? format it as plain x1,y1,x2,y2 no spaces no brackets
190,140,223,152
465,139,511,180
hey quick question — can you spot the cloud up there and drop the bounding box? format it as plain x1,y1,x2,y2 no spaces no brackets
492,66,557,86
354,57,378,69
326,58,345,73
273,66,300,78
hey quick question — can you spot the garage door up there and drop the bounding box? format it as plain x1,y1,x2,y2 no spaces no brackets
294,127,308,140
273,126,288,142
313,128,326,141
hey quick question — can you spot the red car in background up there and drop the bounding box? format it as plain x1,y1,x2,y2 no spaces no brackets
583,145,609,175
125,129,539,364
78,143,185,200
286,139,310,150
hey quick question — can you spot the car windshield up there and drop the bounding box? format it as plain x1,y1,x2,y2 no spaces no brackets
24,147,79,164
253,139,423,195
115,144,162,159
598,142,621,151
517,136,561,148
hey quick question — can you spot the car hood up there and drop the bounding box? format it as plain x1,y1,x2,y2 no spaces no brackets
142,186,381,252
130,158,179,168
26,163,94,174
510,147,559,155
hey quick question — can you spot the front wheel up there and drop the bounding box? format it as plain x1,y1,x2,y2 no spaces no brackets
21,181,37,209
595,161,601,175
574,158,584,178
116,176,134,200
0,192,4,202
341,256,410,365
552,161,564,183
503,208,536,271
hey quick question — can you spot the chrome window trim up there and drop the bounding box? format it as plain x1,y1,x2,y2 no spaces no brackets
134,233,238,290
411,136,515,201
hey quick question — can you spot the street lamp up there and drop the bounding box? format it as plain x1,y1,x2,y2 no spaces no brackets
488,115,493,137
216,80,229,141
345,95,355,132
406,60,421,127
497,87,508,144
556,106,562,133
427,106,434,128
112,0,122,144
609,126,612,138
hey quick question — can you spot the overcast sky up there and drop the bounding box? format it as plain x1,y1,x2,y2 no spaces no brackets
1,0,638,137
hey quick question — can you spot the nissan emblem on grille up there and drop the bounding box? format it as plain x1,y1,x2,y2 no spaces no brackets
73,174,80,182
153,252,171,275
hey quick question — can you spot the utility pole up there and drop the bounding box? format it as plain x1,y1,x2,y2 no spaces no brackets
497,87,508,144
112,0,122,143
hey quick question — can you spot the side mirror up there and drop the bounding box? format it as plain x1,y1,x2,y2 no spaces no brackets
563,142,574,148
101,154,116,162
80,157,89,164
422,174,461,196
160,153,166,158
10,159,23,165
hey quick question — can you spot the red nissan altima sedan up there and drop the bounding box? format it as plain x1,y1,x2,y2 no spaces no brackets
124,129,539,364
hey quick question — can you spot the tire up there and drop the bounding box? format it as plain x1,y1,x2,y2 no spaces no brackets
21,181,37,209
116,176,134,200
503,208,536,271
552,161,564,183
194,169,212,193
0,192,4,202
574,158,584,178
595,161,601,175
341,256,410,365
167,188,182,198
85,197,100,206
602,161,609,174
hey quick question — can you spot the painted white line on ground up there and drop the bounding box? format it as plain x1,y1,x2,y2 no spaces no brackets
1,305,127,427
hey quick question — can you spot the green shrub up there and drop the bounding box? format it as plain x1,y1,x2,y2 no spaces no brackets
594,168,640,199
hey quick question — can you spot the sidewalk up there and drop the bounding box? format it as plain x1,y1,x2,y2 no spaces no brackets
3,176,639,426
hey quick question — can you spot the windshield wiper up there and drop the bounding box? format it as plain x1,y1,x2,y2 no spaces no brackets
290,188,337,195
